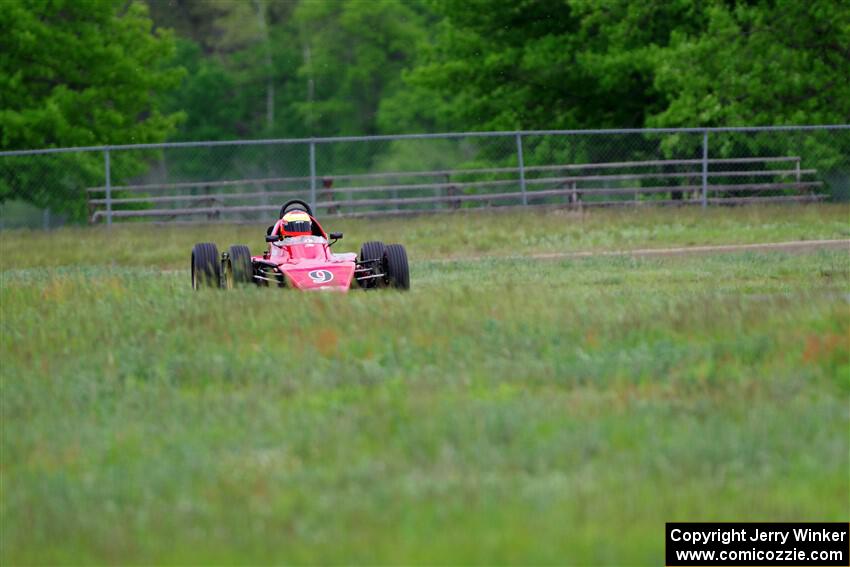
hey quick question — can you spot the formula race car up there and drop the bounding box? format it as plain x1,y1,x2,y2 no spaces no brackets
190,200,409,292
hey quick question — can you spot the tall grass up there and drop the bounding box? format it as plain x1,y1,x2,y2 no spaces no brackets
1,204,847,271
0,207,848,564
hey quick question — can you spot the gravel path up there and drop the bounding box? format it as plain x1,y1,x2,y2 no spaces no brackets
436,239,850,263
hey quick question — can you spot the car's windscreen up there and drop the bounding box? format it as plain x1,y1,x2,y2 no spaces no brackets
275,235,326,246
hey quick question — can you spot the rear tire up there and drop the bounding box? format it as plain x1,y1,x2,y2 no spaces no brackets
227,245,253,286
384,244,410,290
191,243,220,290
359,241,385,289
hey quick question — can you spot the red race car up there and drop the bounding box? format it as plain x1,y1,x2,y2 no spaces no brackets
190,200,409,292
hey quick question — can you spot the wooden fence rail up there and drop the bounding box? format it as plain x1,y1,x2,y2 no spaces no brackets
88,156,824,223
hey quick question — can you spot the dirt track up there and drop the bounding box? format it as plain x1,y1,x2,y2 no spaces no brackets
439,238,850,263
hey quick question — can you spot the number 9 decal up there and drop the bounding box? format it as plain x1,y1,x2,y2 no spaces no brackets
308,269,334,283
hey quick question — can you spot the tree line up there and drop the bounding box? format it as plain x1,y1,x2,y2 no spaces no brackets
1,0,848,218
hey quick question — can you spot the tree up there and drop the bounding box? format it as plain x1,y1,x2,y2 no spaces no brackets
647,0,850,197
292,0,426,138
150,0,306,182
148,0,428,143
650,0,850,127
0,0,184,218
388,0,849,132
381,0,704,133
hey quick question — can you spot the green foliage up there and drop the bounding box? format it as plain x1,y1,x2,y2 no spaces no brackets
648,0,850,191
382,0,699,132
0,0,184,218
292,0,425,137
385,0,849,132
151,0,426,178
650,0,850,127
161,40,240,142
0,0,184,149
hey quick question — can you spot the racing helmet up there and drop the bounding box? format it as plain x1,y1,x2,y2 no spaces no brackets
280,209,313,237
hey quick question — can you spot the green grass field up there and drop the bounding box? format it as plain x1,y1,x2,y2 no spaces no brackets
1,205,848,564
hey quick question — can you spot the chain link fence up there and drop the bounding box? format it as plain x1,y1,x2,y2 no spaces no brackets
1,126,848,227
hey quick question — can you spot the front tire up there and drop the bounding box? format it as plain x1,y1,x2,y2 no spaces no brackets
228,245,253,286
191,243,220,290
384,244,410,290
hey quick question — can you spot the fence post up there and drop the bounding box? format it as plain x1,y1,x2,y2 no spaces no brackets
516,132,527,206
104,149,112,226
309,141,317,212
701,130,708,208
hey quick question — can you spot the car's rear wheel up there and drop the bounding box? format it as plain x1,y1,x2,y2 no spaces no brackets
384,244,410,290
359,241,385,289
227,245,253,286
191,243,220,289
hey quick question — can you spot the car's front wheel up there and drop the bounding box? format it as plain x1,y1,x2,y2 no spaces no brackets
227,245,253,286
384,244,410,290
191,243,220,290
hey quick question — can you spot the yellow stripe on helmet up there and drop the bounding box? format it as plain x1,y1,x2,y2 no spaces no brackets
283,211,310,223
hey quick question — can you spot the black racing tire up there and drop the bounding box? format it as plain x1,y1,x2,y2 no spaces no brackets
384,244,410,290
359,241,386,289
191,242,220,290
227,245,253,286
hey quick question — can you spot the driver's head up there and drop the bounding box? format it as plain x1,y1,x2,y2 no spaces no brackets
279,209,312,237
